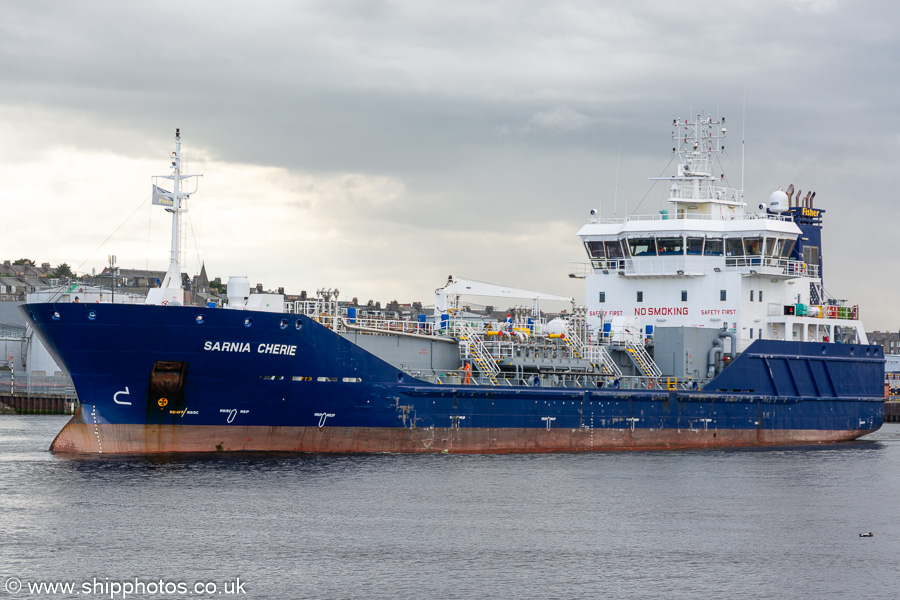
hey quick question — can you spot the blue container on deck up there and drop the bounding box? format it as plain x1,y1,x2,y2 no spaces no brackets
348,307,357,324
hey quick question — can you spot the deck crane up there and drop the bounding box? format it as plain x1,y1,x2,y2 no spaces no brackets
434,276,574,318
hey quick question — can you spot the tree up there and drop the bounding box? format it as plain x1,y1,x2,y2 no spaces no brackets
13,258,34,266
52,263,74,278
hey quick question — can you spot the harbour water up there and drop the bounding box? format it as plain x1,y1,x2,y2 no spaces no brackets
2,415,899,599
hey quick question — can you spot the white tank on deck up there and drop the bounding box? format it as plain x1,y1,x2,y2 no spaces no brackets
545,318,568,336
226,276,251,307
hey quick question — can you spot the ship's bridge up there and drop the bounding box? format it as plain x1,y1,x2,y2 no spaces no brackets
574,212,813,279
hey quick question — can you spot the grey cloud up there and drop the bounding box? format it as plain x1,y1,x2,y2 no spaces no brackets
1,0,899,325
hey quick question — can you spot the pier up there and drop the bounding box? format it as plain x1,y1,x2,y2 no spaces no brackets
884,401,900,423
0,394,77,415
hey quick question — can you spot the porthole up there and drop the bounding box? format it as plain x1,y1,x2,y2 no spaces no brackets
195,314,205,325
279,319,288,330
52,311,60,321
295,319,303,330
244,317,253,328
87,311,97,321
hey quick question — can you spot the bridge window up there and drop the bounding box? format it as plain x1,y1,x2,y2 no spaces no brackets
773,239,786,257
605,241,624,259
681,290,688,302
657,237,683,255
686,237,704,255
725,238,744,257
750,290,755,301
637,291,644,302
744,237,762,256
584,241,605,259
598,292,606,303
759,290,763,302
780,239,796,258
704,238,723,256
720,290,727,301
628,238,657,256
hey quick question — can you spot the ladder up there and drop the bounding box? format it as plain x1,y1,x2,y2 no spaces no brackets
561,326,623,379
583,345,622,377
455,322,500,385
625,342,662,378
561,328,584,359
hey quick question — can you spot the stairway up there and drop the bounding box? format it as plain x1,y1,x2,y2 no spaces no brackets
454,322,500,385
625,342,662,378
561,329,584,359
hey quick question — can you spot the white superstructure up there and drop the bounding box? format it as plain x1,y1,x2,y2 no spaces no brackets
574,114,865,352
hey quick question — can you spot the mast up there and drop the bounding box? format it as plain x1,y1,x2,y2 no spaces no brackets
146,129,201,306
649,114,742,219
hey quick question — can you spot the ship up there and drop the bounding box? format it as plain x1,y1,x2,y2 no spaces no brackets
24,120,884,454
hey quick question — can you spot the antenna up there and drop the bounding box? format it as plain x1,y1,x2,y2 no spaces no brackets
740,90,746,200
613,145,621,216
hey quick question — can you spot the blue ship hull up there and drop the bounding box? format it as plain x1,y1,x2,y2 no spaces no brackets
23,302,885,453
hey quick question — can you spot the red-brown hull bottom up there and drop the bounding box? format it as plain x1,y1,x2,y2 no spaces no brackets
49,417,875,454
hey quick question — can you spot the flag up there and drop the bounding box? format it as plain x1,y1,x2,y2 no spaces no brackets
152,185,174,207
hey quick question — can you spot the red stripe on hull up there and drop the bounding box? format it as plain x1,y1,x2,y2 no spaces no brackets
50,418,875,454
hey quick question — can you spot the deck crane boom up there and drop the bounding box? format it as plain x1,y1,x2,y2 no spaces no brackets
434,275,574,317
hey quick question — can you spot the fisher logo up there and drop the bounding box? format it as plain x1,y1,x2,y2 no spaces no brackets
802,207,820,218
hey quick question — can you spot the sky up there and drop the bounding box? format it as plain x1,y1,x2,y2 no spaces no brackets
1,0,898,328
